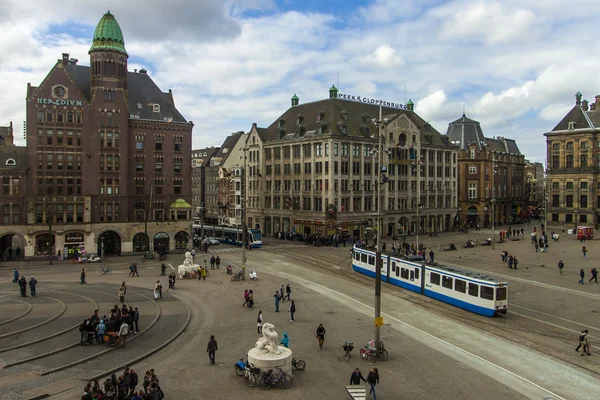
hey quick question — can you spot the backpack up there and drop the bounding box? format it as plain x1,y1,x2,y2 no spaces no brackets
257,317,261,323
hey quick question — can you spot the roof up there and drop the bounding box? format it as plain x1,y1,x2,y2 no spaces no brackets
170,199,192,209
192,147,220,167
212,133,245,166
64,64,187,123
89,11,127,55
0,146,27,169
263,97,445,144
445,113,521,154
551,104,600,131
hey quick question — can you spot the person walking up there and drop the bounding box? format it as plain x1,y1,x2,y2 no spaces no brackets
582,246,588,259
366,367,379,400
580,269,585,285
80,269,87,284
133,263,140,277
349,368,366,385
118,284,126,304
285,283,292,301
429,250,434,264
158,281,163,298
274,291,280,312
133,307,140,333
96,319,106,344
279,284,285,303
160,263,167,276
154,281,161,300
210,256,216,270
202,267,207,281
18,276,27,297
29,276,37,297
117,320,129,348
248,290,254,310
207,335,218,365
558,260,564,275
215,256,220,269
257,311,263,334
316,323,326,350
289,299,296,322
590,268,598,285
507,255,514,269
576,330,588,352
129,263,135,277
12,268,19,283
513,256,519,270
242,289,249,307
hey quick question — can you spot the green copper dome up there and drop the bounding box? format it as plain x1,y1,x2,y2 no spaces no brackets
406,99,414,105
89,11,128,56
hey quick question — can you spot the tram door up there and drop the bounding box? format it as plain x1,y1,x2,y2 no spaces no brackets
410,270,415,282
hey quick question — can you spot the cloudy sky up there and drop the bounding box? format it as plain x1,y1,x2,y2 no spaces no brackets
2,0,599,163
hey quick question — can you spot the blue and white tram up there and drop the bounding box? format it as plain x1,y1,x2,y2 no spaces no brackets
352,246,507,317
192,225,262,248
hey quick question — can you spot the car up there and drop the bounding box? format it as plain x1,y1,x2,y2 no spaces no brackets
201,237,220,246
87,254,102,263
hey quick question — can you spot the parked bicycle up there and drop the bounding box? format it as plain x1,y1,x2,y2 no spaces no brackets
343,341,354,362
259,368,292,389
360,339,388,365
234,356,260,387
291,357,306,371
96,264,112,275
142,252,155,261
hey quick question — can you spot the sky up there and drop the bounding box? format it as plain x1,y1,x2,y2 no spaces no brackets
2,0,600,163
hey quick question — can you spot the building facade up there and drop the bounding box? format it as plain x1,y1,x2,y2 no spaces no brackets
0,11,194,259
545,92,600,228
524,161,545,208
446,114,526,228
191,147,219,219
245,87,459,238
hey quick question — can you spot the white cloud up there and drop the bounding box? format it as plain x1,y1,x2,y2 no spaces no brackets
358,44,404,68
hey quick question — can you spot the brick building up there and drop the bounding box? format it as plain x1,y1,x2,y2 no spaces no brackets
0,11,194,259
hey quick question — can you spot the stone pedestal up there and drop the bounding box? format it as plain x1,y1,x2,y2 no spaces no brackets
177,264,200,278
248,346,293,377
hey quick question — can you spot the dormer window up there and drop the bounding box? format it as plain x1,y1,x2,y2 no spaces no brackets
153,104,160,113
341,111,349,121
5,158,16,166
296,114,304,125
317,111,325,122
568,121,575,130
137,103,143,110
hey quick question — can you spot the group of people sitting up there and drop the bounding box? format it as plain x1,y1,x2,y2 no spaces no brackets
80,305,139,348
81,368,164,400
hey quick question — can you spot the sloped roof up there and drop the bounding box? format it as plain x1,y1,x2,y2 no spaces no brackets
64,64,187,123
551,103,600,131
445,114,486,150
192,147,220,167
213,133,244,165
0,146,27,168
170,199,192,209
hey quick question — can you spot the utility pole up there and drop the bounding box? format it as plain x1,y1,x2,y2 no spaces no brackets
543,161,548,232
491,157,496,249
241,147,248,280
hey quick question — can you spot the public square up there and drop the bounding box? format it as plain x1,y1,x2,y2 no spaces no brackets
1,223,600,399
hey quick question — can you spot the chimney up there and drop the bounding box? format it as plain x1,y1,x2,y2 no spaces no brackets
62,53,69,64
595,95,600,108
582,100,589,111
252,122,257,129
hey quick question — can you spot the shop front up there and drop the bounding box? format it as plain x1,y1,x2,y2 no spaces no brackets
34,233,55,256
64,231,85,260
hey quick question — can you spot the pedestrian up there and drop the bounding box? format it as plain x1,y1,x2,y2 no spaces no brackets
248,290,254,309
8,247,13,260
576,330,590,355
191,248,196,261
81,268,87,284
367,367,379,400
29,276,37,297
133,263,140,277
12,268,19,283
160,263,166,276
289,299,296,322
202,267,207,281
280,332,289,348
513,256,519,270
279,284,285,303
133,307,140,333
590,268,598,284
316,323,326,350
243,289,249,307
274,291,280,312
96,319,106,344
158,281,163,298
216,256,220,269
129,368,139,392
18,276,27,297
285,283,291,300
207,335,218,364
154,281,160,300
558,260,564,275
349,368,366,385
583,246,588,259
129,263,135,277
210,255,215,269
257,311,263,334
429,250,434,264
198,266,202,281
580,269,585,284
79,318,88,345
117,320,129,348
118,284,126,304
507,255,514,269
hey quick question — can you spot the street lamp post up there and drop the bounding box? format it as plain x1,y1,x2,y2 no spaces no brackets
101,237,105,262
543,161,549,232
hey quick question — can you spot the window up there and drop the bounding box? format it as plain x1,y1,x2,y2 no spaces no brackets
468,283,479,297
430,272,440,285
566,182,573,189
155,135,164,151
468,182,477,200
400,268,409,280
552,143,559,151
566,142,574,150
496,287,507,301
552,182,560,189
342,143,349,156
455,279,466,293
566,195,573,207
581,181,588,189
469,166,476,174
135,134,144,150
580,195,588,208
469,147,475,159
174,178,182,194
153,104,160,113
442,276,453,289
480,286,494,300
315,144,323,156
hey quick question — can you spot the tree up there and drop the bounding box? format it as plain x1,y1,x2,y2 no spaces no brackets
41,197,57,265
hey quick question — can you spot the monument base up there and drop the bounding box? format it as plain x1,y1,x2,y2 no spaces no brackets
177,264,200,278
248,346,293,377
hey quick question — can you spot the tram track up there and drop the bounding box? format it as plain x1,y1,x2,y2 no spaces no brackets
266,246,600,377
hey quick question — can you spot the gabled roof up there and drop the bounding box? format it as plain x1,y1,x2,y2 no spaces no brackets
63,64,187,123
192,147,220,167
552,106,593,131
213,133,244,165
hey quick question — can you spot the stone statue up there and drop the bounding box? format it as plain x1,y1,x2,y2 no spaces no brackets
255,323,280,354
183,251,193,267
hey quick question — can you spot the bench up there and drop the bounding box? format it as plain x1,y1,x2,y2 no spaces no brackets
346,385,366,400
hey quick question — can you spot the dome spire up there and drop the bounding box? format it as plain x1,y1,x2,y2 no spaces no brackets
89,11,127,56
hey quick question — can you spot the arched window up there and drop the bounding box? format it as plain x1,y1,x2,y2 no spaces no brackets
133,233,149,252
174,231,189,250
5,158,16,166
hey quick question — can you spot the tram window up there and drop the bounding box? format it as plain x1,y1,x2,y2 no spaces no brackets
400,268,409,280
368,255,375,265
415,268,419,280
468,283,479,297
430,272,440,285
391,262,396,272
355,251,360,260
361,254,367,263
480,286,494,300
442,276,453,289
395,267,399,277
496,287,507,301
454,279,466,293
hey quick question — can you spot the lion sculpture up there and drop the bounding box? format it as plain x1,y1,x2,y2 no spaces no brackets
183,251,193,267
255,323,280,354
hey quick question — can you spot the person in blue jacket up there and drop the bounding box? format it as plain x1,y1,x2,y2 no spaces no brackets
280,332,289,348
13,268,19,283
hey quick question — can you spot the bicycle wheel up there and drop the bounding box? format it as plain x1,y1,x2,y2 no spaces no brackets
106,267,112,274
246,373,256,387
278,373,292,389
345,352,350,362
259,374,271,389
366,353,376,365
380,349,388,361
235,366,244,376
295,360,306,371
96,267,104,275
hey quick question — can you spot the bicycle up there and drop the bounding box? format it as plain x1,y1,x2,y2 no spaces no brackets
360,339,388,365
291,357,306,371
259,368,292,389
343,341,354,362
96,264,112,275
